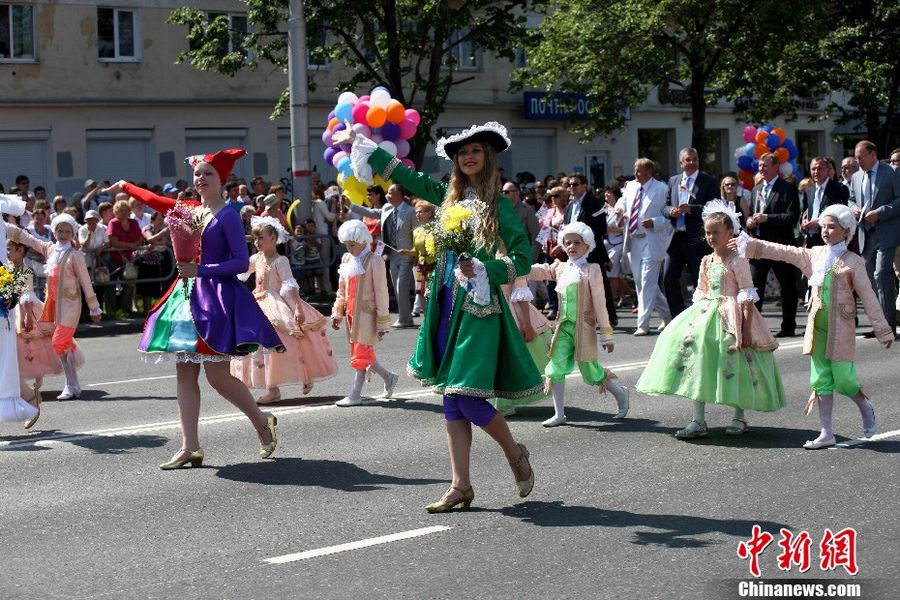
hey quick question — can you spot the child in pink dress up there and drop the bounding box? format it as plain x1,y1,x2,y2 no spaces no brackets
9,214,101,402
232,218,338,403
330,220,398,406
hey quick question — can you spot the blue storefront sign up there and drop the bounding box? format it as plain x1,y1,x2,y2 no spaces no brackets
523,92,592,120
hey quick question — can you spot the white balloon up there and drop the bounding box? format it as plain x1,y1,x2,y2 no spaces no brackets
337,91,359,105
379,140,398,156
370,89,391,109
734,146,745,161
779,162,794,177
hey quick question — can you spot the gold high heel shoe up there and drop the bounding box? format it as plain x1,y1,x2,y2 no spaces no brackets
24,383,42,430
159,448,204,470
510,442,534,498
425,486,475,513
258,412,278,458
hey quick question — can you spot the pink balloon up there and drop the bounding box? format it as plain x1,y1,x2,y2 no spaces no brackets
358,95,370,102
332,150,348,168
399,118,417,140
404,109,421,126
351,102,370,126
742,126,758,143
321,130,333,147
400,158,416,169
395,139,410,158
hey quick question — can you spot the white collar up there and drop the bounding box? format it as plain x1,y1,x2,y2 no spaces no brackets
682,170,698,181
557,256,587,289
339,245,371,278
47,241,73,267
568,255,588,268
809,241,848,287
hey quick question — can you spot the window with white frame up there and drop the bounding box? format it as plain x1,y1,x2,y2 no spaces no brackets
307,25,329,68
207,12,248,57
97,7,140,61
0,3,36,61
448,29,480,71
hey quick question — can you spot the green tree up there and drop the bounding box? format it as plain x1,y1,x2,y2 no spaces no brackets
168,0,534,168
818,1,900,151
516,0,823,158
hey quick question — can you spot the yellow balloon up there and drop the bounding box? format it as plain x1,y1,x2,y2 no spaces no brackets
286,198,302,231
339,173,393,206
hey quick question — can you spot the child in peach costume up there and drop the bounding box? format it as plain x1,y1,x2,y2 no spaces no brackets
330,220,398,406
232,218,338,402
8,214,101,401
730,203,892,449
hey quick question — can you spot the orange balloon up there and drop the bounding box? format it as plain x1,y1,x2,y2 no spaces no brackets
772,127,786,144
367,106,387,128
754,144,768,158
774,147,789,164
755,130,768,144
327,117,339,132
386,99,406,124
739,169,755,190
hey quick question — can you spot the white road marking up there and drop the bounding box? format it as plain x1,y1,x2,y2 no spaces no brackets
264,526,451,564
832,428,900,449
86,375,176,387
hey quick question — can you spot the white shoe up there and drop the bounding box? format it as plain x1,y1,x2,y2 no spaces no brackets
657,320,669,332
336,395,363,407
57,387,80,401
803,436,836,449
633,328,649,337
863,406,877,438
381,372,399,399
612,387,630,419
542,414,567,427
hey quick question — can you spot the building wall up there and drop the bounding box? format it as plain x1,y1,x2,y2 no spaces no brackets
0,1,844,197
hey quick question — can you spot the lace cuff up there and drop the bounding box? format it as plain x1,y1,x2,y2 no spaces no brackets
455,257,490,305
280,277,300,298
735,231,752,258
350,135,379,185
691,287,705,303
237,271,251,282
18,291,39,306
736,287,760,304
510,286,534,302
89,307,103,317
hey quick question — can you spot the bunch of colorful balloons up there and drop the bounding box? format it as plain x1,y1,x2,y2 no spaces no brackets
322,87,421,205
733,124,799,190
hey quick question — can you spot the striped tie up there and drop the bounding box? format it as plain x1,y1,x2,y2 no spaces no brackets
628,186,643,233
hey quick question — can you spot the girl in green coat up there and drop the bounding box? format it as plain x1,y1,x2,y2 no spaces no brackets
337,122,540,512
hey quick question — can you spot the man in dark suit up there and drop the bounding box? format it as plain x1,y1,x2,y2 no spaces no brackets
849,140,900,333
663,147,718,316
800,156,849,248
564,173,617,326
746,152,801,337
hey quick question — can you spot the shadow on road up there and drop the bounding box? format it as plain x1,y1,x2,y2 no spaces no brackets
1,430,168,454
215,457,447,491
500,501,790,549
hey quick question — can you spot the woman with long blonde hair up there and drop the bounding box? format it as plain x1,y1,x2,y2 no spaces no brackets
336,122,540,513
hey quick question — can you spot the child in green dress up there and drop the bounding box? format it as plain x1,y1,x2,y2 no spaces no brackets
637,201,787,439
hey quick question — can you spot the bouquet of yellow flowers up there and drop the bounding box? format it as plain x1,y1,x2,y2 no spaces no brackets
426,199,486,259
0,263,27,324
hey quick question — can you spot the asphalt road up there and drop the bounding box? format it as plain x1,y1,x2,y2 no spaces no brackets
2,307,898,600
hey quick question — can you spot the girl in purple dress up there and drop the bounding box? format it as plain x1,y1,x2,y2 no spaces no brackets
104,149,283,469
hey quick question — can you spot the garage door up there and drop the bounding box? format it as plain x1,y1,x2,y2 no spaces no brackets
0,133,49,194
87,130,152,184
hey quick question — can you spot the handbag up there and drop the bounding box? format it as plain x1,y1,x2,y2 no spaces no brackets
94,266,110,284
122,261,138,280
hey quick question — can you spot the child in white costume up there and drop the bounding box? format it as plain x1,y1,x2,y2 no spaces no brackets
730,204,892,449
527,222,628,426
330,220,398,406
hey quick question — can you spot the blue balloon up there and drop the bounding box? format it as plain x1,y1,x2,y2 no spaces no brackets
335,102,354,125
381,122,401,142
762,124,774,133
744,142,756,157
751,159,760,172
783,139,798,160
766,133,780,151
737,156,753,170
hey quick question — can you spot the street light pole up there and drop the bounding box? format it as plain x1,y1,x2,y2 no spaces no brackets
288,0,311,221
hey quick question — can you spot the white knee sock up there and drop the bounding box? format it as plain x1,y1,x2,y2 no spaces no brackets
347,368,366,400
605,378,628,412
850,392,875,431
692,401,706,424
61,351,81,393
551,381,566,418
814,394,834,442
369,360,394,382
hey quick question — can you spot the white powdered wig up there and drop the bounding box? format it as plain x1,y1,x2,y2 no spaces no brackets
819,204,857,242
558,221,596,253
337,219,373,245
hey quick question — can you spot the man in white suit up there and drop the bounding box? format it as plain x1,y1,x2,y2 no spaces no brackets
623,158,673,336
